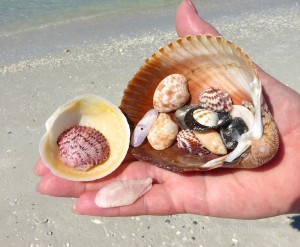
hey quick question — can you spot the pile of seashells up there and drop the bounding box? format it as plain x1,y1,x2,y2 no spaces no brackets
131,74,254,156
131,74,254,160
121,35,279,172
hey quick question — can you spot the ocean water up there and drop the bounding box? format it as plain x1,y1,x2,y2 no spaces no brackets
1,0,298,66
0,0,178,36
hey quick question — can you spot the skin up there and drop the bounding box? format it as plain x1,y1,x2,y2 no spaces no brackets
35,0,300,219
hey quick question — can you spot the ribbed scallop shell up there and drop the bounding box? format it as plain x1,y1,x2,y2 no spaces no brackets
57,126,110,171
39,95,130,181
199,87,233,112
120,35,279,172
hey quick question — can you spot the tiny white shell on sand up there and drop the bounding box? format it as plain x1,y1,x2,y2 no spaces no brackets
95,178,153,208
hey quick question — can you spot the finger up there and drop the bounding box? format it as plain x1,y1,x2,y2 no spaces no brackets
36,161,168,198
35,151,135,176
36,172,87,197
175,0,285,96
34,158,50,176
73,183,179,216
176,0,220,37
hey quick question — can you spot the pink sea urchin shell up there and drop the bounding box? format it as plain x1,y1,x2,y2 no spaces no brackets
199,87,233,112
57,126,110,171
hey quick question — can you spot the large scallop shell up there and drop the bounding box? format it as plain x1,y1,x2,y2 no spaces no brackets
39,95,130,181
120,35,279,172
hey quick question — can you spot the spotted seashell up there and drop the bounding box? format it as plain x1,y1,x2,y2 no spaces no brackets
199,87,233,112
147,113,178,150
177,130,210,156
193,108,219,127
57,126,110,171
153,74,190,113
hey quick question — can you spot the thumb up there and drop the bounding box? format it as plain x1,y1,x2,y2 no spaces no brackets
176,0,220,37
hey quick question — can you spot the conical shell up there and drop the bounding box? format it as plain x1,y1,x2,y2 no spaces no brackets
39,95,130,181
120,35,279,172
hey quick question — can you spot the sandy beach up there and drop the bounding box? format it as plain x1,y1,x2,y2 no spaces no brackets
1,1,300,246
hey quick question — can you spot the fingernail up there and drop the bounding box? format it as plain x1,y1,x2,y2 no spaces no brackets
185,0,196,8
72,204,81,214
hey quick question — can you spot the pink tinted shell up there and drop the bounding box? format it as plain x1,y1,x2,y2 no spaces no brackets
199,87,233,112
95,178,153,208
57,126,110,171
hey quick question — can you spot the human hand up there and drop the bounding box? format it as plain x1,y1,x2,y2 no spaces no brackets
35,0,300,219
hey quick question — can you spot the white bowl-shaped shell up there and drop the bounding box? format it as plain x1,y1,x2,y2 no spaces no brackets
120,35,279,172
39,95,130,181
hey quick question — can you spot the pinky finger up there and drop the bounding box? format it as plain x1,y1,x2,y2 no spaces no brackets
34,158,50,176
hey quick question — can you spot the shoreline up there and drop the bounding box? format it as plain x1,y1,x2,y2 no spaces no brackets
1,2,299,91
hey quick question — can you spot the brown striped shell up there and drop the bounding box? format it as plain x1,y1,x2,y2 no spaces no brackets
177,130,210,156
120,35,279,172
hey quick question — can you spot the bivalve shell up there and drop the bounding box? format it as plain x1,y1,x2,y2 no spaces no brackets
199,87,233,112
57,126,110,171
39,95,130,181
120,35,279,172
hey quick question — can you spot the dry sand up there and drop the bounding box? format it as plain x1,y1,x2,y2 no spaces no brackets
1,1,300,246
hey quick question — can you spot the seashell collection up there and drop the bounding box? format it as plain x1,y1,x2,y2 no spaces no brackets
120,35,279,172
39,35,279,183
38,35,280,208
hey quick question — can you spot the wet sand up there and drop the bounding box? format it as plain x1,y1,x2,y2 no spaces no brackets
1,1,300,246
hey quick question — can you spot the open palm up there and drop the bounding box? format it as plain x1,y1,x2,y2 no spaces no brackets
35,0,300,219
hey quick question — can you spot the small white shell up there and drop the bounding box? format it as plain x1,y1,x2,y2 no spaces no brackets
229,105,254,129
131,109,158,147
95,178,152,208
193,108,219,127
153,74,190,112
147,113,178,150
